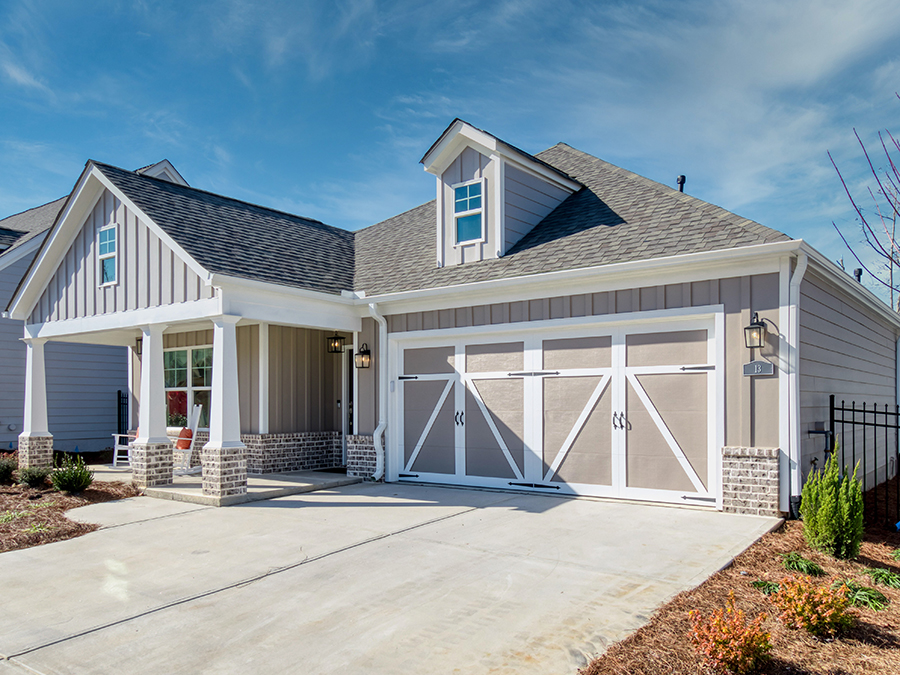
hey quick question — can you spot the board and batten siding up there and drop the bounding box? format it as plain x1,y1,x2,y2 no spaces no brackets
799,273,899,484
1,251,128,452
382,273,782,450
30,189,213,324
441,147,497,266
504,164,570,250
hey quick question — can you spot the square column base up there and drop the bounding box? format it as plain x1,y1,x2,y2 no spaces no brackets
201,443,247,498
18,433,53,469
722,446,781,516
131,442,174,488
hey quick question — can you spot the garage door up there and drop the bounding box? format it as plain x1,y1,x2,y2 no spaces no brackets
395,318,720,506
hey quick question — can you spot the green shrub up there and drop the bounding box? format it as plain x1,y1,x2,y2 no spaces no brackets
799,446,864,560
891,548,900,561
837,579,889,610
771,575,855,637
751,580,780,596
18,466,51,489
689,592,772,675
864,567,900,589
780,552,825,577
0,455,16,484
51,454,94,493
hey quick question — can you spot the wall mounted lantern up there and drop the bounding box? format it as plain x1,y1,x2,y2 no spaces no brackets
355,343,371,369
743,312,766,350
326,333,345,353
135,337,143,356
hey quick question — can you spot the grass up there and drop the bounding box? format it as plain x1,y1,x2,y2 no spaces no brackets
865,567,900,589
779,551,825,577
580,521,900,675
751,580,780,596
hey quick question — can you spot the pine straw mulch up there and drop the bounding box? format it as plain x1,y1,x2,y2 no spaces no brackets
0,480,142,554
580,519,900,675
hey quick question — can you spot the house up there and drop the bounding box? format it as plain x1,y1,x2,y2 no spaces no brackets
6,120,899,513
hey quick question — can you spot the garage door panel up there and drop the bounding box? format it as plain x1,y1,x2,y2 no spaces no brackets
625,380,697,493
626,330,707,367
404,380,456,475
636,373,708,489
404,346,455,374
466,379,524,478
465,342,524,373
543,336,611,370
545,377,612,485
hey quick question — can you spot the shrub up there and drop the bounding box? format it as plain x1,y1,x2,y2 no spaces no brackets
799,447,864,559
771,575,855,636
780,552,825,577
891,548,900,561
837,579,889,611
0,455,16,484
864,567,900,589
751,580,780,596
17,466,51,489
51,454,94,493
688,592,772,675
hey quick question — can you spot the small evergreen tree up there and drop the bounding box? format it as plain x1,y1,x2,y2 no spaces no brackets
799,444,864,559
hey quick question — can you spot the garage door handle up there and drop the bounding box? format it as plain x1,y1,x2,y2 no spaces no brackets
455,412,460,426
460,412,464,425
612,412,620,429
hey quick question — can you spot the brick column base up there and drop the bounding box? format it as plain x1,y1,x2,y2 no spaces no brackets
201,444,247,498
722,447,781,516
347,435,377,478
18,433,53,469
131,442,174,488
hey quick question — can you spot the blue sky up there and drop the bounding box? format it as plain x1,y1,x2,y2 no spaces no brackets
2,0,900,295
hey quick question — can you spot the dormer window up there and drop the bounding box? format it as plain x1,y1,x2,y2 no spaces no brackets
98,225,117,285
454,179,484,244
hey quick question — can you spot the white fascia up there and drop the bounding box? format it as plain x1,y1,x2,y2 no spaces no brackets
362,239,803,315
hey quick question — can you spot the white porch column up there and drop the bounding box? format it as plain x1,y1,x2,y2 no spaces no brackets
18,337,53,469
202,315,247,501
131,324,173,488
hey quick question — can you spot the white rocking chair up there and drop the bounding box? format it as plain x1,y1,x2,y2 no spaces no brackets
171,404,203,475
112,431,136,467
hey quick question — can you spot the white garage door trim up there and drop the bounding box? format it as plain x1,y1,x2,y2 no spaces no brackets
387,306,725,508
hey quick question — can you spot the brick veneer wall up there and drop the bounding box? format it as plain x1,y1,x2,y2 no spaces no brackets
186,431,342,474
17,434,53,469
347,435,377,478
722,447,781,516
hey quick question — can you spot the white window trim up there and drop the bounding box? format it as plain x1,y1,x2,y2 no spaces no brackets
163,344,213,431
452,178,486,246
98,223,119,288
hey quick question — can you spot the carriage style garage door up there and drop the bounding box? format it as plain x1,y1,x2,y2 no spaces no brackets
394,316,722,506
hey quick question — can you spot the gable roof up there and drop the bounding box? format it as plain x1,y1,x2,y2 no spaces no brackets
0,198,67,261
353,143,792,295
93,162,356,295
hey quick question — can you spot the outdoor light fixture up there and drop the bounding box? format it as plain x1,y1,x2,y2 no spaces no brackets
135,337,143,356
354,343,371,369
743,312,766,350
326,333,345,353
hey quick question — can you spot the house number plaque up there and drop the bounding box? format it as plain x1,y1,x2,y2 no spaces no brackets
743,360,774,376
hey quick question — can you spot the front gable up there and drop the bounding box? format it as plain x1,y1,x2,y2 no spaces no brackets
10,164,213,324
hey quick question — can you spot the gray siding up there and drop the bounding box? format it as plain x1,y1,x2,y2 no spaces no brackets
504,164,570,249
1,252,127,453
30,189,213,324
384,274,781,449
441,147,497,266
799,273,899,484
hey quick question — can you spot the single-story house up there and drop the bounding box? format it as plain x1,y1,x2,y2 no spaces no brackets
7,120,899,512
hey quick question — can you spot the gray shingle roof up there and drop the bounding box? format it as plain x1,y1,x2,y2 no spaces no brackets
353,143,791,295
0,198,66,261
94,162,356,295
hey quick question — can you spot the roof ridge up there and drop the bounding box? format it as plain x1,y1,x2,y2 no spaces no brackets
91,161,352,238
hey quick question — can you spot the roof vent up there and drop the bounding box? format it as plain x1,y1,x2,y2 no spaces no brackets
676,175,686,192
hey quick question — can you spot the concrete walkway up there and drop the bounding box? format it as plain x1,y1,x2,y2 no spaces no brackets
0,484,780,675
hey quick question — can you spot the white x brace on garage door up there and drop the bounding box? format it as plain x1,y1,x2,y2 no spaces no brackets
388,309,724,507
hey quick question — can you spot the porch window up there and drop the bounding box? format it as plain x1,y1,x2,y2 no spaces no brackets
98,225,117,285
164,346,212,429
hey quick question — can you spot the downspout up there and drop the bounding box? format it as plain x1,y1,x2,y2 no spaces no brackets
788,252,808,515
368,302,387,481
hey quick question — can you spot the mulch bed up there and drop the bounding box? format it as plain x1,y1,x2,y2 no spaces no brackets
0,480,142,554
581,520,900,674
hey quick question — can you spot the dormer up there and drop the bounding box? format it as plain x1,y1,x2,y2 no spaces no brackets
136,159,190,186
421,119,581,268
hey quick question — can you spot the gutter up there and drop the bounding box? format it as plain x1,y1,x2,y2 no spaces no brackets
368,302,387,481
788,253,808,515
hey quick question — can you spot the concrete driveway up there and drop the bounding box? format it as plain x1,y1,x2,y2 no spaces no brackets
0,483,779,675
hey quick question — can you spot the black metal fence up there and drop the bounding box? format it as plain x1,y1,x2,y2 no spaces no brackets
117,390,129,436
829,394,900,527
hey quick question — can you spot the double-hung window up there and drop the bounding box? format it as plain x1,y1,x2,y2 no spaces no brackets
98,225,117,285
164,346,212,429
453,179,484,244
